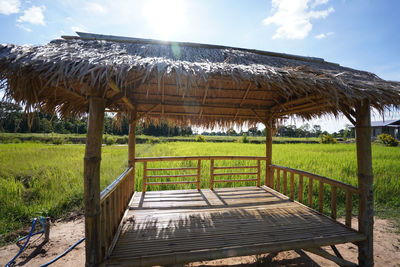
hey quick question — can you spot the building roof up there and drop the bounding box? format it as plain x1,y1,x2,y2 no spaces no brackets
1,32,400,127
371,119,400,127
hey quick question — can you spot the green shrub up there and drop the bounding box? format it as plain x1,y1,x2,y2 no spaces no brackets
146,137,160,144
104,136,117,146
238,133,249,143
52,138,65,145
195,135,206,142
320,134,337,144
11,138,22,144
378,133,399,147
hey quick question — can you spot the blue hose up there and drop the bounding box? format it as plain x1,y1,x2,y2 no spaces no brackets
39,237,85,267
5,217,85,267
5,217,45,267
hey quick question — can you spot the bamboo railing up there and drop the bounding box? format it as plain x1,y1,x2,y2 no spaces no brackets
136,156,265,192
268,164,359,228
99,167,134,258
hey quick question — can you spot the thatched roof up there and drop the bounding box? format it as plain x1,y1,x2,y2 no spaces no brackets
1,32,400,127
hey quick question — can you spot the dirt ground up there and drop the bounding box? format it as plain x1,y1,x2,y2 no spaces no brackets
1,216,399,267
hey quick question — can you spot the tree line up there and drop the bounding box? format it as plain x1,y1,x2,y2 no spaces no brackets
0,101,192,136
1,101,353,138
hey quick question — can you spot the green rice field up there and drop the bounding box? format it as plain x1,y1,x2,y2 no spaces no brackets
0,142,399,242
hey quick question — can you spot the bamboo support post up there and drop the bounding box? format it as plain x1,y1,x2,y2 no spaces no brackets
331,186,337,219
143,161,147,193
128,111,137,196
356,99,373,267
257,160,261,187
319,181,324,213
197,160,201,190
346,190,353,228
100,202,106,255
308,177,313,207
290,172,294,199
298,175,303,203
265,116,272,187
210,159,215,190
84,96,105,266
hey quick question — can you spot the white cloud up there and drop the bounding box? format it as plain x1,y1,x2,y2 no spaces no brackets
311,0,329,8
17,5,46,25
84,2,107,15
314,31,333,39
0,0,20,15
16,23,31,32
263,0,334,40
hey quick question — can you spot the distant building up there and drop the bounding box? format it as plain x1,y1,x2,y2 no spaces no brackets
370,119,400,139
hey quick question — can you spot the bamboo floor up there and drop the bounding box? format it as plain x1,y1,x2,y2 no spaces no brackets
106,186,364,266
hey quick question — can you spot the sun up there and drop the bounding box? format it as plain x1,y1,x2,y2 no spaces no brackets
143,0,186,39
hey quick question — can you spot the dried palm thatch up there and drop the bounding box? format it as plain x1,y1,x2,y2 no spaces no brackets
1,32,399,128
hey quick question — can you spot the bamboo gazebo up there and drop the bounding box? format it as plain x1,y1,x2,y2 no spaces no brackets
1,32,400,267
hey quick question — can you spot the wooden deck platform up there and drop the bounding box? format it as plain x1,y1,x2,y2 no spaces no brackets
106,186,365,266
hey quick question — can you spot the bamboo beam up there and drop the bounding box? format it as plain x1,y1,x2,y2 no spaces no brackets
137,110,258,119
109,80,135,110
202,84,209,104
356,98,373,267
161,77,165,116
137,103,161,119
304,247,357,267
270,95,321,111
240,83,252,106
132,91,276,103
278,103,331,116
200,84,209,118
133,100,271,112
251,109,266,124
84,96,105,266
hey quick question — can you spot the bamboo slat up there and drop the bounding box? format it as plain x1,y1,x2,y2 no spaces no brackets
270,165,358,194
213,172,258,176
283,170,287,195
276,169,280,192
143,161,147,193
135,156,266,162
146,174,199,179
210,159,215,190
147,167,198,171
257,160,261,187
299,175,304,203
331,186,337,219
290,172,294,200
308,177,313,207
345,190,352,227
213,166,258,170
146,181,199,185
197,160,201,190
213,179,258,183
319,181,324,213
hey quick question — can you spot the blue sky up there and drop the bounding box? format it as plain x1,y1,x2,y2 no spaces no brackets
1,0,399,132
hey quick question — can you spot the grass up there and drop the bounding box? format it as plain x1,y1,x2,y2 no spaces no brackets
0,142,399,243
0,132,320,145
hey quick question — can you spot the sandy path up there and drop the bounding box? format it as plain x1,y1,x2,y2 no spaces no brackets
1,217,399,266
